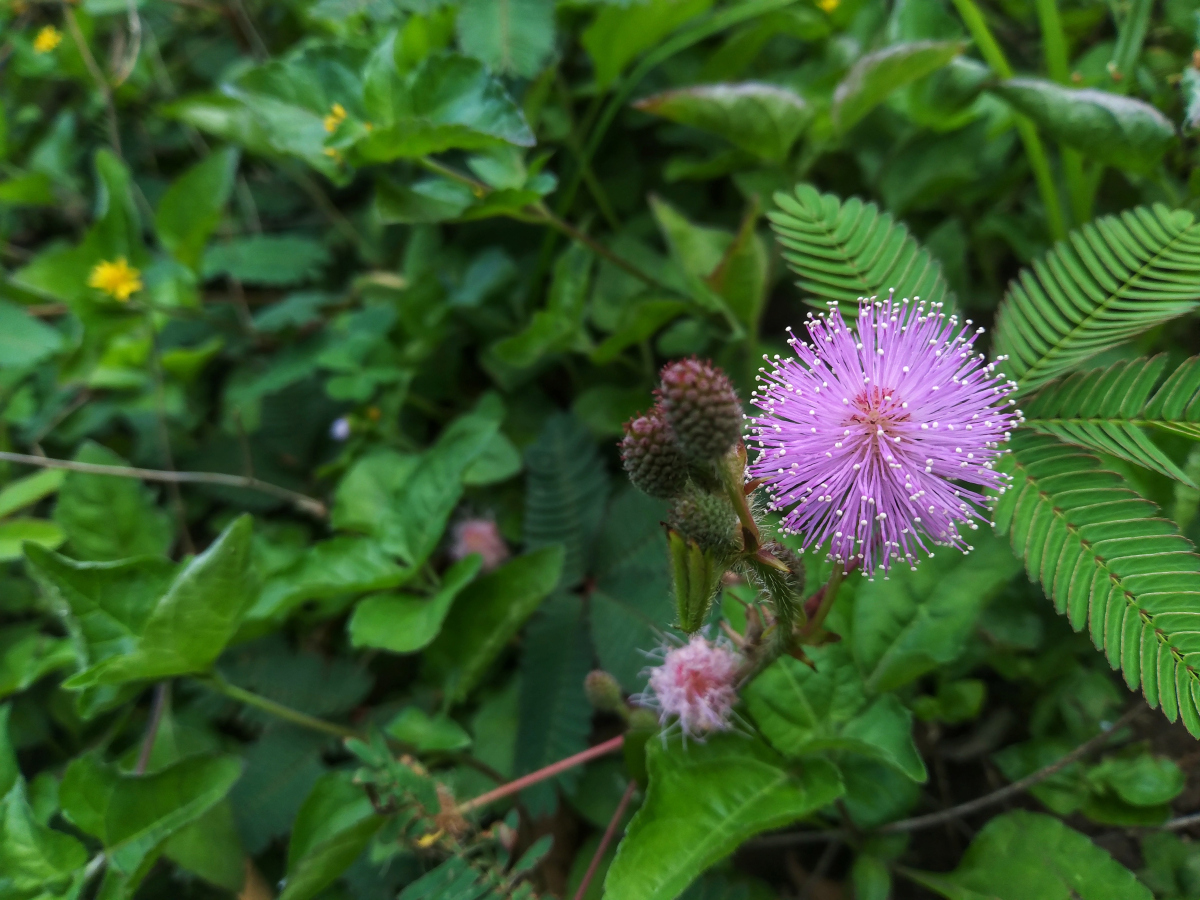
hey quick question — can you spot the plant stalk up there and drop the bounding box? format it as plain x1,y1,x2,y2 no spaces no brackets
195,675,358,740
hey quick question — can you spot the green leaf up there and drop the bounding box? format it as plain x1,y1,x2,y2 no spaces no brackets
582,0,714,91
523,414,610,588
648,196,743,327
375,177,476,224
744,644,926,782
590,298,688,364
852,531,1021,693
514,594,593,814
492,244,592,370
60,752,243,874
425,545,565,703
42,515,256,688
348,555,481,653
385,708,472,752
769,184,954,312
0,301,64,370
280,772,383,900
1022,356,1200,485
832,41,965,133
154,148,239,271
0,779,88,895
604,734,843,900
462,431,523,486
993,205,1200,391
162,801,245,892
0,519,64,561
201,235,331,287
992,78,1175,173
358,52,534,160
378,395,504,565
994,432,1200,737
250,535,413,623
908,810,1152,900
228,726,327,856
0,625,75,699
457,0,555,78
0,469,64,520
52,442,173,561
634,82,809,162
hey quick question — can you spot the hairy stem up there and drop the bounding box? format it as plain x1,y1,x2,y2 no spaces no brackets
456,735,626,816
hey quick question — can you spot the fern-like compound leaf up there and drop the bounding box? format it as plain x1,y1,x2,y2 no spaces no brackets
994,431,1200,737
768,184,954,312
1022,356,1200,486
993,205,1200,392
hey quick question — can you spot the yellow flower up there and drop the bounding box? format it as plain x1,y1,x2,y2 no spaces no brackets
88,258,143,301
415,830,443,848
817,0,839,11
33,26,62,54
324,103,347,133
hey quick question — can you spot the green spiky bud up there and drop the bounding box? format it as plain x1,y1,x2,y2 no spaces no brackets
620,406,687,499
658,358,742,463
669,485,738,553
584,670,625,714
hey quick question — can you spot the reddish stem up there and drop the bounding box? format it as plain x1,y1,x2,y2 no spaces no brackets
456,735,626,815
573,780,638,900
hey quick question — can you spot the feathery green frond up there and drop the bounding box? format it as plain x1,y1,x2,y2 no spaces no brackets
768,184,954,312
993,205,1200,391
1022,356,1200,486
993,432,1200,737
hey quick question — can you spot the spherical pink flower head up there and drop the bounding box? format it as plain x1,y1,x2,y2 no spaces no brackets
749,295,1020,575
450,518,509,572
645,635,741,737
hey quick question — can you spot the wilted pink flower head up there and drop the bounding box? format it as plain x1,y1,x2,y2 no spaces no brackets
749,294,1020,575
644,635,741,737
450,518,509,572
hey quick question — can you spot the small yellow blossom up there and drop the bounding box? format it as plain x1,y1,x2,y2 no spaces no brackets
324,103,347,133
33,26,62,54
415,830,443,848
817,0,839,12
88,258,143,301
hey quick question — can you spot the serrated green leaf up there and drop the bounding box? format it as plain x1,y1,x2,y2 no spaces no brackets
635,82,809,162
907,810,1151,900
604,734,843,900
51,442,173,561
992,78,1175,173
457,0,555,79
832,41,965,133
154,148,239,271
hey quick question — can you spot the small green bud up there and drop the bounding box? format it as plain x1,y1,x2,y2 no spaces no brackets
668,528,723,633
584,670,625,714
669,484,738,552
658,358,742,463
620,406,688,499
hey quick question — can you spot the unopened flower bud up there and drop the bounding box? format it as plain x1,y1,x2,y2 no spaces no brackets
584,670,625,714
669,486,738,552
450,518,509,571
658,358,742,463
620,407,688,499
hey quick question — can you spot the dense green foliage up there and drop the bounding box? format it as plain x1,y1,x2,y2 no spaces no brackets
3,0,1200,898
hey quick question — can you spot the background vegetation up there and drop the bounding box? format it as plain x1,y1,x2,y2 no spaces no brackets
2,0,1200,897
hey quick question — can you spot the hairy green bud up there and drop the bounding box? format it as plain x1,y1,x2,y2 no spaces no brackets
584,670,625,714
620,406,687,499
669,485,738,553
658,358,742,463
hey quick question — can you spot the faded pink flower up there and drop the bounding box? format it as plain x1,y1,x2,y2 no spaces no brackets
450,518,509,572
643,635,741,737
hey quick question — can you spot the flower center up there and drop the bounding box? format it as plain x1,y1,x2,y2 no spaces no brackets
846,385,909,436
676,662,720,700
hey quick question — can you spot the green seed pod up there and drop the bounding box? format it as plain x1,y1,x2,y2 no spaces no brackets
620,406,688,499
658,358,742,463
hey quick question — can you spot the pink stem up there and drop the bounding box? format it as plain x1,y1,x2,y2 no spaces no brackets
573,780,637,900
456,735,626,815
